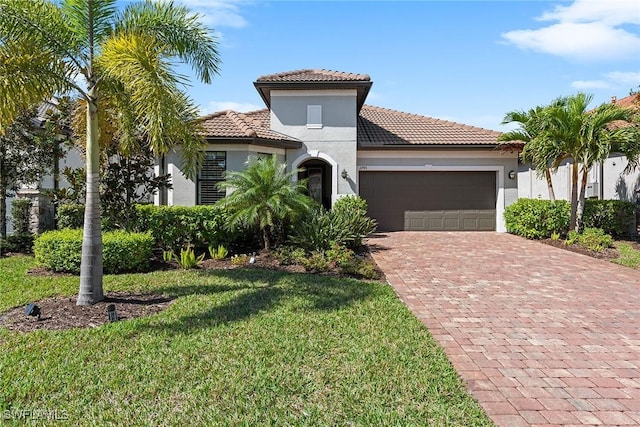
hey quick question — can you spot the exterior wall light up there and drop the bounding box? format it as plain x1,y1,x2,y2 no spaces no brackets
508,170,516,180
341,169,349,180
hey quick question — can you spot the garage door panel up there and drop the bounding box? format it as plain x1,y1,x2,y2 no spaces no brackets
360,171,497,231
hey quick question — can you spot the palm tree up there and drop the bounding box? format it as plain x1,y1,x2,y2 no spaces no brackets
499,105,560,201
0,0,220,305
218,155,314,250
542,93,639,231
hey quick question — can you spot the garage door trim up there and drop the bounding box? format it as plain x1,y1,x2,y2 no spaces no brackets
357,165,506,232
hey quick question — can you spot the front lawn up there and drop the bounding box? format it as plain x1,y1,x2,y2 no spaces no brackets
0,256,492,426
612,241,640,269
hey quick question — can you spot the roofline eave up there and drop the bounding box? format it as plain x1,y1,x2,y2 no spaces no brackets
205,137,302,149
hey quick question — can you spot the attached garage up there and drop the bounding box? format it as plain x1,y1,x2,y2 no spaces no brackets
359,171,497,231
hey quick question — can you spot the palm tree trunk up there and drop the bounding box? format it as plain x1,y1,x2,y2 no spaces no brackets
576,167,589,232
544,168,556,202
77,91,104,305
569,162,579,231
263,227,270,251
0,171,7,242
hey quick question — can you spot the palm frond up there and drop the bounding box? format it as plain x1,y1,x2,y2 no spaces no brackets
61,0,117,61
116,0,220,84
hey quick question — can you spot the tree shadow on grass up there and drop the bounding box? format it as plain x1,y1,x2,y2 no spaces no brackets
142,268,378,336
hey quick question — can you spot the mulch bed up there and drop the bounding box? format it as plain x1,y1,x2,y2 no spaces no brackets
2,249,381,333
540,235,640,261
0,292,175,333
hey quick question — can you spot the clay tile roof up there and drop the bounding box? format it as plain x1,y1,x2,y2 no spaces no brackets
198,109,301,145
358,105,502,147
613,93,640,109
256,69,371,82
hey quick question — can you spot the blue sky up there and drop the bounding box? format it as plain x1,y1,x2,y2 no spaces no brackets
169,0,640,131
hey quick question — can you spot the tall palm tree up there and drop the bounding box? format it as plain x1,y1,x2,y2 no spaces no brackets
0,0,220,305
499,105,560,201
542,93,639,231
218,155,314,250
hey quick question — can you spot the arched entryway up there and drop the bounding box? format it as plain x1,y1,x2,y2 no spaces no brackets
298,159,332,210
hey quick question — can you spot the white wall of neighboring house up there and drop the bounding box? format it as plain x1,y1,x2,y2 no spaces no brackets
517,154,640,203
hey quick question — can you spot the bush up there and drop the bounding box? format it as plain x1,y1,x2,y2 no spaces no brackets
34,229,154,274
132,204,247,252
575,227,614,252
11,198,32,234
504,199,570,239
290,196,377,252
583,199,635,237
339,258,379,280
274,246,306,265
4,233,34,253
57,203,85,229
331,196,377,248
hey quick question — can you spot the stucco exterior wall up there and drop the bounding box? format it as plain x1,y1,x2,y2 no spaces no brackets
165,143,286,206
518,155,640,203
272,89,359,204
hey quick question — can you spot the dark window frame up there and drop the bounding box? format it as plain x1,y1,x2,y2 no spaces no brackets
197,151,227,204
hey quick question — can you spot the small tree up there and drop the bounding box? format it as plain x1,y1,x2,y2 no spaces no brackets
218,155,314,250
0,106,62,242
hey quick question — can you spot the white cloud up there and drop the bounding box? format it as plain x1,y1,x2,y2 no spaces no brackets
606,71,640,85
570,70,640,90
180,0,248,29
539,0,640,26
502,0,640,61
201,101,263,115
571,79,611,89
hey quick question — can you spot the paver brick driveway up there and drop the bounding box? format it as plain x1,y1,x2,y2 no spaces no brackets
369,232,640,427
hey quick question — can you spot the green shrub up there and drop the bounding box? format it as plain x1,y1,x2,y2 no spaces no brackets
208,244,228,260
34,229,153,274
564,230,580,246
57,203,85,229
300,251,331,272
230,254,250,265
290,196,377,252
339,258,379,280
583,199,635,237
4,233,34,253
274,246,306,265
11,198,32,234
504,199,570,239
175,246,205,269
331,195,377,248
132,204,246,252
576,227,614,252
325,242,354,267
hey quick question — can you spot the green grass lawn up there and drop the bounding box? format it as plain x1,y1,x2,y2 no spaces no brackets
613,242,640,269
0,256,492,426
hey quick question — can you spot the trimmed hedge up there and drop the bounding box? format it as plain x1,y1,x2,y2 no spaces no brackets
505,198,636,238
582,200,635,237
504,199,570,239
132,204,244,252
34,229,154,274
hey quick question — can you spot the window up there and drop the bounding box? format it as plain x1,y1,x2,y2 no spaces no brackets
307,105,322,128
197,151,226,204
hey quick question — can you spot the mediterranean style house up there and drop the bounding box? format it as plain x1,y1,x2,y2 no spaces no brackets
159,69,520,232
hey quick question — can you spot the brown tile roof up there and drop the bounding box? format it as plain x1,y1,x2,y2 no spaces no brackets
198,109,301,147
256,69,371,83
358,105,503,148
613,93,640,109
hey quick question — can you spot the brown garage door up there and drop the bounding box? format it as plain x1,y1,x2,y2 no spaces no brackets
359,171,496,231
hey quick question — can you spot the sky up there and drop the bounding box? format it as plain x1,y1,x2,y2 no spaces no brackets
160,0,639,131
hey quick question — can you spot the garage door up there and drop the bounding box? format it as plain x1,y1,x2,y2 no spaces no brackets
359,171,496,231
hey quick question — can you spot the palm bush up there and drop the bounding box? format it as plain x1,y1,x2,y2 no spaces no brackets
218,155,313,250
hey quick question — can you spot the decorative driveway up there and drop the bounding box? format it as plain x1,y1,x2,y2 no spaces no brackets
369,232,640,427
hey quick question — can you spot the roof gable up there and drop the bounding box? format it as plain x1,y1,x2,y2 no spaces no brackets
198,109,301,148
253,69,372,113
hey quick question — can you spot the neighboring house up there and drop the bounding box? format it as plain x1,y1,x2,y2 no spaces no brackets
518,93,640,204
159,69,519,232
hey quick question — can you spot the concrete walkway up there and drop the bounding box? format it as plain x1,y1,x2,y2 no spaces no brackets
369,232,640,427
